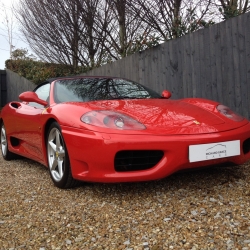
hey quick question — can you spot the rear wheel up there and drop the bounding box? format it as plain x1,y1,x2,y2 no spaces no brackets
47,122,78,188
1,123,15,160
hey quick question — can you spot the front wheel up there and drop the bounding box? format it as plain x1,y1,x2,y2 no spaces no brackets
47,122,78,188
1,123,15,160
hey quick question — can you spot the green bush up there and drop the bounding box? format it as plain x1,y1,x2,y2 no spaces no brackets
5,57,87,85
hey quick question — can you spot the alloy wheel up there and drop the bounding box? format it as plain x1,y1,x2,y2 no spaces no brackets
1,125,7,157
47,127,66,182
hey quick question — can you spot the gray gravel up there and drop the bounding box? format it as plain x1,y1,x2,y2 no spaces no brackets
0,155,250,249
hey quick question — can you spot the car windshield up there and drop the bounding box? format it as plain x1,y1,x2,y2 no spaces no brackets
54,78,161,103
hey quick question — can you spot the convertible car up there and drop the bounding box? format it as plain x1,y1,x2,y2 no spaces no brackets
1,76,250,188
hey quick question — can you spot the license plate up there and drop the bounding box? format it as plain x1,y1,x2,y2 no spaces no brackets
189,140,240,163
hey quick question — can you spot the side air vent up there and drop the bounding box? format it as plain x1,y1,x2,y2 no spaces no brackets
10,137,20,147
10,102,21,109
114,150,164,172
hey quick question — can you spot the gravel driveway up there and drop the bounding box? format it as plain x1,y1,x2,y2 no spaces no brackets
0,155,250,250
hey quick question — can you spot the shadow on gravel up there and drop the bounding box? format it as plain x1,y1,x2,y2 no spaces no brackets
74,162,249,202
6,156,249,199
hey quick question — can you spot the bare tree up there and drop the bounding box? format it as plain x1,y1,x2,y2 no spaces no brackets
212,0,250,19
16,0,109,69
16,0,218,68
103,0,152,59
129,0,214,41
0,0,15,58
77,0,110,67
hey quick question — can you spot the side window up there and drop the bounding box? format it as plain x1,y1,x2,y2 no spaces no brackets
28,83,50,108
35,83,50,101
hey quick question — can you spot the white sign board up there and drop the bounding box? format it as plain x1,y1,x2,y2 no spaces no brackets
189,140,240,163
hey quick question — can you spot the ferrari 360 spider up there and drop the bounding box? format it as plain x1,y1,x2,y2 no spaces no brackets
1,76,250,188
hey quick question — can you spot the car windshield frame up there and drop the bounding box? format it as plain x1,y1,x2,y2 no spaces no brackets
53,78,161,103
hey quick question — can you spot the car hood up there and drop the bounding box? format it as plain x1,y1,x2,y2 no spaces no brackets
58,99,248,135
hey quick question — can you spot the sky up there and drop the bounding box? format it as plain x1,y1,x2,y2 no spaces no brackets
0,0,29,70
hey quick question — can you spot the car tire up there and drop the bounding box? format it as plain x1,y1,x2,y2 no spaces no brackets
47,122,78,189
1,123,15,161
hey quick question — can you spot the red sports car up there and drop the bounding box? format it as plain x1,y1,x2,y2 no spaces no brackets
1,76,250,188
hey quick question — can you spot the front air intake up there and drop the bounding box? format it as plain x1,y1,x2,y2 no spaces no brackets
114,150,164,172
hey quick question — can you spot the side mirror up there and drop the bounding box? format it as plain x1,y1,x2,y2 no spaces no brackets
161,90,172,99
19,91,48,107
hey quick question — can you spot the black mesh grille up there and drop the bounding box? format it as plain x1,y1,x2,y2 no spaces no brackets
114,150,164,172
243,138,250,154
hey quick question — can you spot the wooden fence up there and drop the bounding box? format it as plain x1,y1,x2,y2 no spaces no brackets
5,69,36,102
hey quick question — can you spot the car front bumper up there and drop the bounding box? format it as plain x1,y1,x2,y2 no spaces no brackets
61,123,250,183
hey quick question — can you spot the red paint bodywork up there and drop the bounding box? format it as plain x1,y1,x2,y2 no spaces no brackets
1,79,250,183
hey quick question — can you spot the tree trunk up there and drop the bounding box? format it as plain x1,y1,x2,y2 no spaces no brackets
172,0,182,39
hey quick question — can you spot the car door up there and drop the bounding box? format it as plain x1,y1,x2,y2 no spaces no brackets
11,83,51,161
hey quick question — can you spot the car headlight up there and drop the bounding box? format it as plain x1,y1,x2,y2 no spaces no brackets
81,111,146,130
217,104,244,122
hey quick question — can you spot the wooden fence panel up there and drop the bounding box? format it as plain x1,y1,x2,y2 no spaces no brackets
167,38,179,98
0,70,7,107
158,45,167,93
181,34,191,98
232,17,242,115
6,69,36,102
227,19,235,110
210,24,220,102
